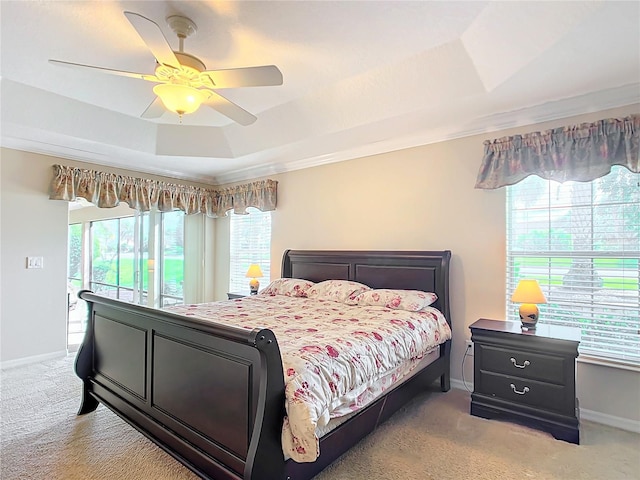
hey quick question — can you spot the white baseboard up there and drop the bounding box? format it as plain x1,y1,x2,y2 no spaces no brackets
451,378,474,394
449,379,640,434
0,350,68,370
580,408,640,434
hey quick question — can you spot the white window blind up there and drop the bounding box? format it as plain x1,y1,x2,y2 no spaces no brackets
506,166,640,366
229,208,272,293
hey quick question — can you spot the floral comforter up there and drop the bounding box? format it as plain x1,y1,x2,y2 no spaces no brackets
166,295,451,462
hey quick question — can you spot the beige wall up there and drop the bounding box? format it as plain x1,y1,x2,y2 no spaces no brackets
1,149,70,360
268,132,505,391
0,150,220,363
1,103,638,427
261,103,640,425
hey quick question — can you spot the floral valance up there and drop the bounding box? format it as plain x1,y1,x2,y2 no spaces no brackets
49,164,277,217
475,114,639,189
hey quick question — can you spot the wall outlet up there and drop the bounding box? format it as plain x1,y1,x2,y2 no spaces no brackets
465,339,474,356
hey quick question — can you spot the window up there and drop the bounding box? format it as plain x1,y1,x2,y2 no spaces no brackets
506,166,640,366
160,210,185,306
229,208,271,293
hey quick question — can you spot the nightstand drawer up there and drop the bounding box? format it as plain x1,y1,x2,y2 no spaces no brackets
477,371,574,415
477,344,566,384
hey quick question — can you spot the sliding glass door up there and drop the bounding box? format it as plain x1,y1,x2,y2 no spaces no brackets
159,210,184,306
67,223,85,350
70,210,184,307
67,209,185,350
90,216,138,301
134,210,149,305
67,223,83,295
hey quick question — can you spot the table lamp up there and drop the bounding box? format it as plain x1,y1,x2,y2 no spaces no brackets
246,264,263,294
511,279,547,330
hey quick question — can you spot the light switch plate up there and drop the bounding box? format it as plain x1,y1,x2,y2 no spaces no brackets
26,256,44,269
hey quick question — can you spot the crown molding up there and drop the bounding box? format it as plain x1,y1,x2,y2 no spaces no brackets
3,83,638,187
215,84,640,185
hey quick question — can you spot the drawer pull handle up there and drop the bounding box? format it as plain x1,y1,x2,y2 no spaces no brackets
510,383,530,395
510,357,530,369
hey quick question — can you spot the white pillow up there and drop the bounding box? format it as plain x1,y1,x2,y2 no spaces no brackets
345,289,437,311
259,278,315,297
306,280,371,303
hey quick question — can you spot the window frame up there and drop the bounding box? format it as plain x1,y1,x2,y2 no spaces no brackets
229,208,272,294
506,166,640,369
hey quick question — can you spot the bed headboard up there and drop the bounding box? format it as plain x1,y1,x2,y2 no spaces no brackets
281,250,451,326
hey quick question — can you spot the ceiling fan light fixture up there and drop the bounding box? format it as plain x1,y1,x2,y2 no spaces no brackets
51,11,282,125
153,83,208,116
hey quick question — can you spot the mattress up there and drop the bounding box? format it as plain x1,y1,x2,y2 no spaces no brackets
166,294,451,462
312,346,441,437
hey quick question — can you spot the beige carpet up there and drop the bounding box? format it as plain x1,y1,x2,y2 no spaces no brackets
1,355,638,480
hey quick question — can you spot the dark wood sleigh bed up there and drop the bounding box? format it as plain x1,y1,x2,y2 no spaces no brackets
75,249,452,480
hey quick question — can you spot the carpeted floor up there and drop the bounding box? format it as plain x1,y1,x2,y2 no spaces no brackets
1,355,639,479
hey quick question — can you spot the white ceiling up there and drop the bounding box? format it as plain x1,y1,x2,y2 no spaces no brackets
1,1,639,185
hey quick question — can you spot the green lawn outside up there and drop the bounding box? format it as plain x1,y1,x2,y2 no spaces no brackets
512,257,639,291
92,258,184,290
513,257,637,268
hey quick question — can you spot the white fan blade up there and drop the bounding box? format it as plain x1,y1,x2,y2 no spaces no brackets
141,96,165,118
124,11,180,69
49,59,159,82
203,91,257,126
203,65,283,88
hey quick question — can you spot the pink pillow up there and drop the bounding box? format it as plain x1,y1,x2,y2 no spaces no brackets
259,278,315,297
345,289,437,311
306,280,371,303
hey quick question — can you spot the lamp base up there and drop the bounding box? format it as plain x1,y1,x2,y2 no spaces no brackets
519,303,539,330
249,278,260,295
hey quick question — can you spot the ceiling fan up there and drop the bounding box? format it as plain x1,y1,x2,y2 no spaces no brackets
49,11,283,125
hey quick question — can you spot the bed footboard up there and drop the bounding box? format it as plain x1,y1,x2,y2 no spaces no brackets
75,291,286,480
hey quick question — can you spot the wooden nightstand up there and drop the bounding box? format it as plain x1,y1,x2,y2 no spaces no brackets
227,292,251,300
469,318,581,444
